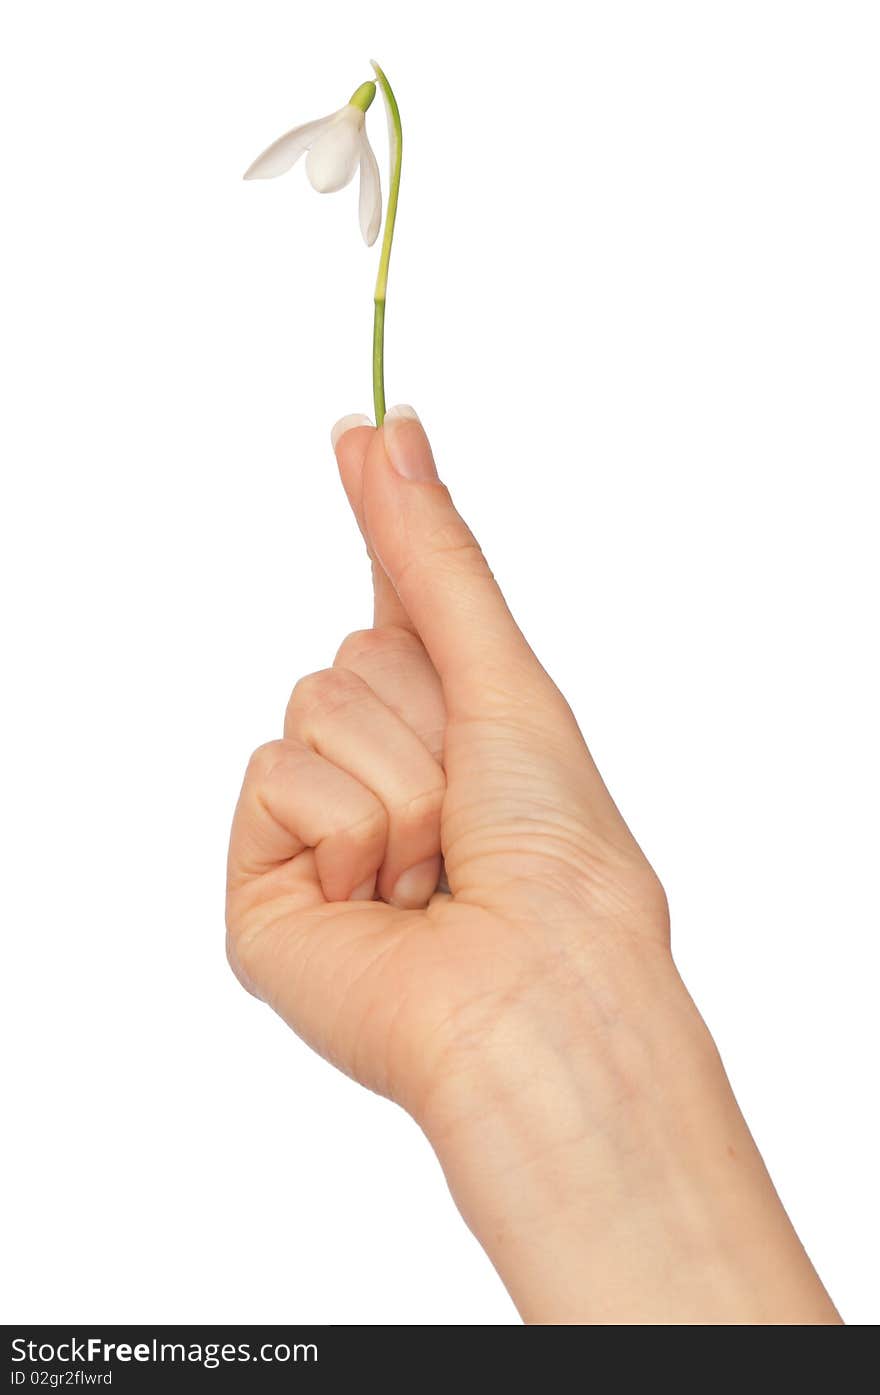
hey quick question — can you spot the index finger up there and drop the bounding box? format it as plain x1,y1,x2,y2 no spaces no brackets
332,416,414,632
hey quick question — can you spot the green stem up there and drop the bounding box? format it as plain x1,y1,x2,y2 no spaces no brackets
372,299,386,425
370,61,402,426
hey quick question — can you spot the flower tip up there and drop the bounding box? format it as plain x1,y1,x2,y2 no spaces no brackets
242,158,271,180
348,81,376,114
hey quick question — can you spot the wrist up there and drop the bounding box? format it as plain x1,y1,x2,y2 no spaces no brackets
418,953,839,1324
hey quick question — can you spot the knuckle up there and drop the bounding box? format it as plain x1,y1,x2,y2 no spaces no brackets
430,516,471,551
334,625,420,670
244,739,288,786
287,667,365,723
397,516,492,590
334,628,377,665
396,778,446,831
345,797,388,850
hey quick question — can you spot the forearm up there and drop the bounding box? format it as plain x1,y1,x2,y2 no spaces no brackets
420,961,840,1325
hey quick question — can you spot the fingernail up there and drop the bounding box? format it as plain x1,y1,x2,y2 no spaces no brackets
350,875,376,902
390,855,442,909
331,413,372,452
383,405,438,482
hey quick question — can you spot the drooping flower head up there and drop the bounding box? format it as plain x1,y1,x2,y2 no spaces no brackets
244,81,381,246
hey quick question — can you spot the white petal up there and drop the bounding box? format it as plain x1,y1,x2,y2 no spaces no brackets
243,112,336,180
358,133,382,246
305,108,363,193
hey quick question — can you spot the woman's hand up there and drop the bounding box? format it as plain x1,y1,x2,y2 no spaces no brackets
226,407,839,1324
227,406,668,1106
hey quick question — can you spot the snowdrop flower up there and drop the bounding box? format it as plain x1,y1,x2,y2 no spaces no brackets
244,81,382,246
244,63,403,424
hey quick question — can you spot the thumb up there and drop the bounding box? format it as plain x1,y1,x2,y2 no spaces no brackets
361,405,545,716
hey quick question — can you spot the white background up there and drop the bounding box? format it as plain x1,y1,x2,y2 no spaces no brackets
1,1,878,1325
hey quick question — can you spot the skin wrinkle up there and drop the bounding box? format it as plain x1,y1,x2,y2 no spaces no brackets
444,726,613,810
246,787,306,874
239,887,369,959
350,940,433,1105
227,842,328,919
324,926,406,1089
441,814,644,899
385,508,489,591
